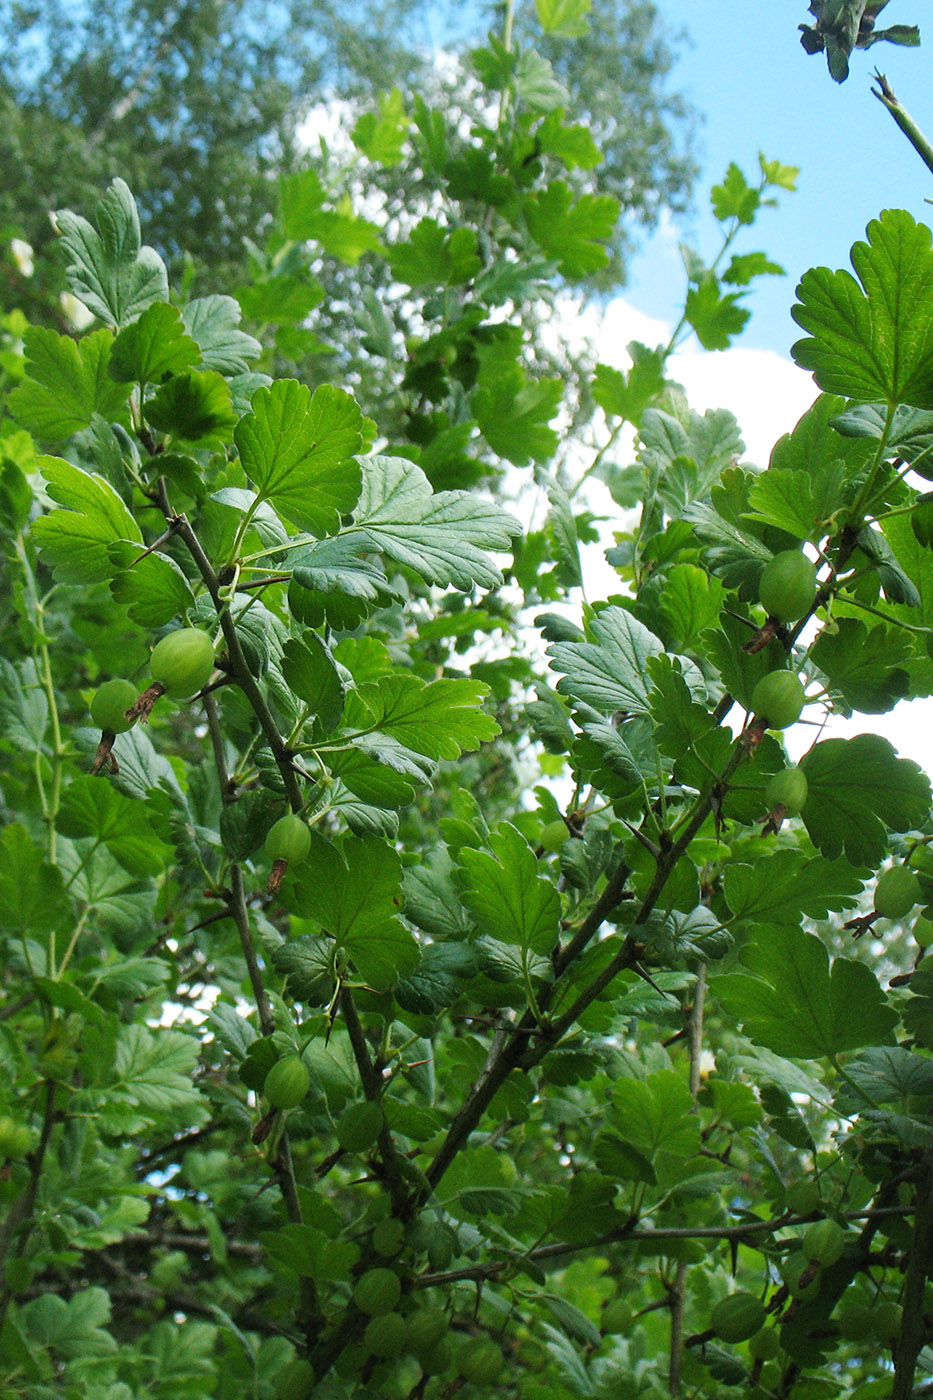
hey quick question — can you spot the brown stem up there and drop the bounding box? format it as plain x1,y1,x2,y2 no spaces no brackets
891,1147,933,1399
411,1203,912,1290
229,855,321,1339
154,478,303,810
81,1252,297,1339
426,740,747,1201
230,864,275,1037
0,1080,57,1335
339,987,411,1216
423,856,635,1196
669,965,708,1395
203,693,237,804
547,740,745,1044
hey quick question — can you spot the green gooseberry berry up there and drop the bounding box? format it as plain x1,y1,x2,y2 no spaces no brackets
764,766,808,816
459,1337,504,1383
90,678,138,733
710,1292,767,1344
750,671,806,729
784,1179,821,1216
265,814,312,865
337,1100,383,1154
406,1307,450,1358
150,627,215,698
353,1267,402,1316
874,866,922,920
262,1054,310,1109
802,1218,846,1267
758,550,817,623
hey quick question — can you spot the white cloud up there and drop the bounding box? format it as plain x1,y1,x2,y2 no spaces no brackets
669,344,819,468
585,295,819,467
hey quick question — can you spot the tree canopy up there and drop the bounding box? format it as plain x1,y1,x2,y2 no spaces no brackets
0,0,696,325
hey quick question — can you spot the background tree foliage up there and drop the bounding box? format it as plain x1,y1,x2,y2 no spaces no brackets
3,4,933,1400
0,0,696,325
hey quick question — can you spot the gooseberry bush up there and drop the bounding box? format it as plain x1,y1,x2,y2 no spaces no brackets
4,9,933,1400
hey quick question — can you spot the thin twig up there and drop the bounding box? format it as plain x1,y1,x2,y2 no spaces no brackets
872,70,933,178
339,987,410,1216
412,1204,913,1290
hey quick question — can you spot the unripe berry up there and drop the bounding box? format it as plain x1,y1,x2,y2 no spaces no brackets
353,1267,401,1316
265,814,311,865
406,1308,450,1357
748,1327,781,1360
759,550,817,623
372,1218,405,1257
765,767,808,816
459,1337,503,1383
337,1100,383,1154
150,627,215,698
711,1292,767,1344
802,1218,845,1267
363,1311,406,1358
90,678,138,733
784,1179,821,1216
750,671,806,729
0,1116,33,1158
263,1054,310,1109
874,866,922,920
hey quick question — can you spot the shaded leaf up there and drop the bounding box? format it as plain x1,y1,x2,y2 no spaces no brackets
549,606,666,716
474,365,562,466
0,823,69,936
284,832,418,988
108,1024,204,1124
812,617,912,713
145,370,237,443
108,540,196,627
182,294,262,374
0,656,48,752
638,905,732,965
723,850,865,927
395,942,481,1014
458,822,561,954
57,774,173,877
714,925,898,1058
281,635,346,734
271,936,335,1003
658,563,724,651
608,1070,701,1159
799,734,930,866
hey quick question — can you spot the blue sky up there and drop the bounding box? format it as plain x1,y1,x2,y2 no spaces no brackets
627,1,930,357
